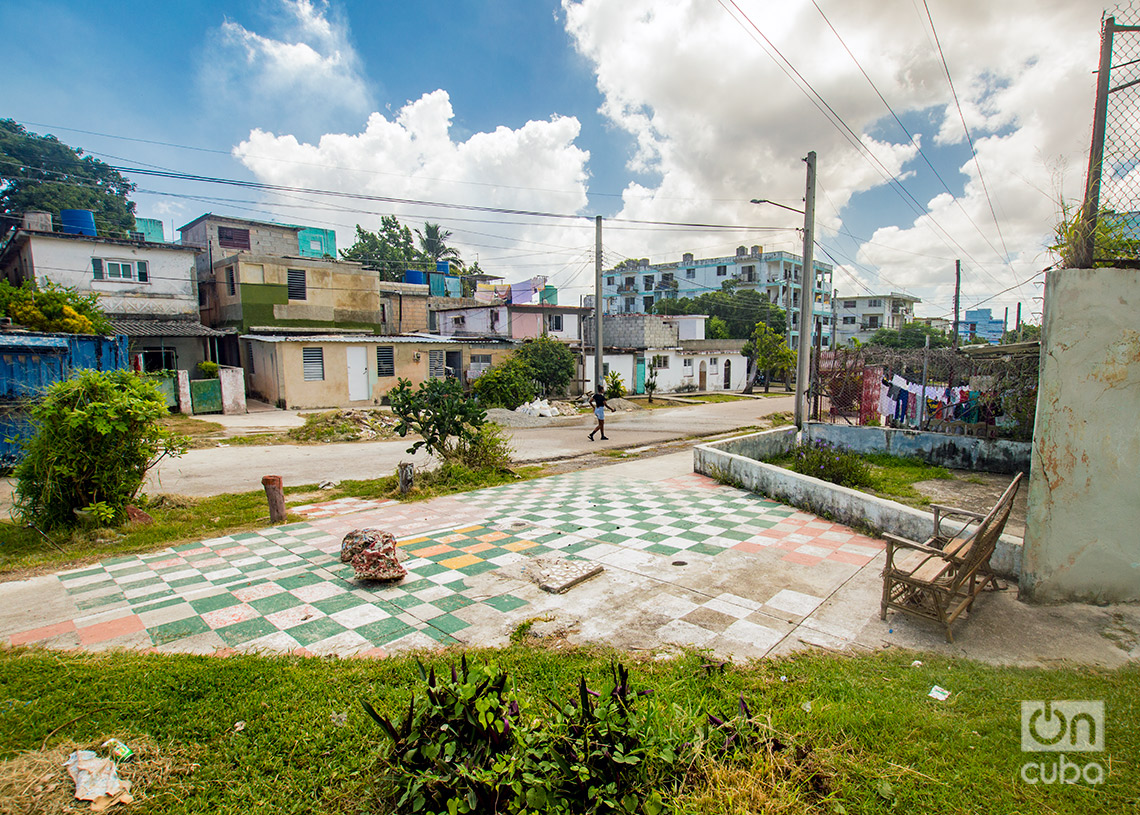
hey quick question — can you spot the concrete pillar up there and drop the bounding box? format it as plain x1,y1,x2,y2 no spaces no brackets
218,365,248,414
175,370,192,415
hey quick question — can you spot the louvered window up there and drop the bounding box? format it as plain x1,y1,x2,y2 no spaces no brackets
302,347,324,380
376,346,395,377
218,226,250,249
287,269,306,300
428,349,445,379
226,266,236,296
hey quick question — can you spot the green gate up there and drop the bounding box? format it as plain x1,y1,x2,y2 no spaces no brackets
190,378,222,414
150,374,178,409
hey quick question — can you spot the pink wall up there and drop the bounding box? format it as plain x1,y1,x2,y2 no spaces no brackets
511,312,542,339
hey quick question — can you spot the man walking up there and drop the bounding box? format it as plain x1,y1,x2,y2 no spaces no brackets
588,386,613,441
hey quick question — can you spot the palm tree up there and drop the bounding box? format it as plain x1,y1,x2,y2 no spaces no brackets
416,222,462,268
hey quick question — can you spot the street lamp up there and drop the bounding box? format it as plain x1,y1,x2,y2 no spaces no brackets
749,198,804,215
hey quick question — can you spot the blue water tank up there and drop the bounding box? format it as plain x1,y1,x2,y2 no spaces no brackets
60,209,97,236
404,269,426,285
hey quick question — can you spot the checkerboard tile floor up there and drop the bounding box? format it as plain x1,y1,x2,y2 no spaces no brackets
8,471,886,658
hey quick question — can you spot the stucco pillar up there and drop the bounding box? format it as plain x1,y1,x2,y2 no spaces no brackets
218,365,247,414
175,370,192,415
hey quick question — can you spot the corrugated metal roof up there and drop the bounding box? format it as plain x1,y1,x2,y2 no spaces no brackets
109,319,228,338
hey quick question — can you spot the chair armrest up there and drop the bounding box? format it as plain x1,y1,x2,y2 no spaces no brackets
929,504,987,521
883,533,948,558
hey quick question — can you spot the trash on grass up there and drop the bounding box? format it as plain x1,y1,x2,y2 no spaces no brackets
910,660,923,668
102,739,134,763
64,750,133,809
928,685,951,701
233,721,246,733
801,701,812,713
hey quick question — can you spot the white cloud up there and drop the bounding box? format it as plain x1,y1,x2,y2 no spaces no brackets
201,0,372,136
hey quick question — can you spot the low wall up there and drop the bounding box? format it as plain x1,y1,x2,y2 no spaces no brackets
804,423,1031,474
218,365,247,415
694,429,1022,579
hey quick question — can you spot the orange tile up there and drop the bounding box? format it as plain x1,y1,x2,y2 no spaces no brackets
355,647,389,659
439,553,482,569
9,620,77,646
438,534,469,544
77,615,144,646
732,541,767,553
411,543,455,557
503,541,536,552
477,531,508,543
782,552,823,566
461,542,495,554
827,551,874,566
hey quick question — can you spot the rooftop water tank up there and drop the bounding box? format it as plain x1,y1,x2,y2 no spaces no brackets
60,209,97,236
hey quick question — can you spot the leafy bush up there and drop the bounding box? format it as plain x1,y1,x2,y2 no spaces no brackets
789,440,872,489
0,279,111,334
14,370,187,529
516,336,575,397
196,361,219,379
605,370,626,399
388,377,486,459
471,356,535,409
453,423,514,470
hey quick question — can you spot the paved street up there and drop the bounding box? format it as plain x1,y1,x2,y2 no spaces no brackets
147,396,794,496
5,450,1137,668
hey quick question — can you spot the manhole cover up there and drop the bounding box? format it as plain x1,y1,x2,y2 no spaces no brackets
671,560,688,567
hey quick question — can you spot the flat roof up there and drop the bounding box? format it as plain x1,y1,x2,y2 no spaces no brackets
178,213,304,233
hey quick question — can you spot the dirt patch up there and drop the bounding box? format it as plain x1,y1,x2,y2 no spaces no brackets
0,734,196,815
911,469,1028,538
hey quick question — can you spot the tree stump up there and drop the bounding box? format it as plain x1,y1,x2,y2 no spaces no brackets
397,462,415,495
261,475,287,523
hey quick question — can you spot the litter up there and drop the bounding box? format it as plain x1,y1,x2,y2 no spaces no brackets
330,712,348,727
233,721,246,732
910,660,923,668
928,686,951,701
800,701,812,713
102,739,134,763
64,750,133,810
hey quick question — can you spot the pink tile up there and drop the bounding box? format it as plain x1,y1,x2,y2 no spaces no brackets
150,558,183,569
782,552,823,566
732,541,767,554
233,583,286,602
202,604,259,629
411,543,455,557
354,647,389,659
180,547,210,556
195,557,227,568
217,546,247,556
9,620,77,645
78,615,143,645
827,551,874,566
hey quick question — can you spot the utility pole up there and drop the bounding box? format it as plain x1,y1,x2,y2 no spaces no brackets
1003,306,1008,340
594,215,603,393
795,151,817,429
1075,17,1117,268
952,259,961,351
1016,301,1022,342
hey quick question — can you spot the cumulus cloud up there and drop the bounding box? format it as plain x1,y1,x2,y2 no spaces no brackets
562,0,1104,316
201,0,372,138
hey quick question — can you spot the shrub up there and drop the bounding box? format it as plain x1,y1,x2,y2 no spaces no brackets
605,370,626,399
196,360,219,378
388,377,485,459
453,423,514,470
516,335,576,397
0,279,111,334
471,356,535,409
14,370,188,529
789,440,872,489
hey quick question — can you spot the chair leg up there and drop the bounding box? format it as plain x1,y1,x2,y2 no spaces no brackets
880,576,892,620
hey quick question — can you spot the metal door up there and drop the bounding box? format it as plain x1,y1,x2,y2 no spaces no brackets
347,346,369,401
635,356,645,394
190,379,222,414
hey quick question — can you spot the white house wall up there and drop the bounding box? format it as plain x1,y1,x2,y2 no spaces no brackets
584,348,747,393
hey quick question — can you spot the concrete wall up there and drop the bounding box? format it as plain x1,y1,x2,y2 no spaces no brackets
180,218,300,275
694,430,1022,579
804,423,1031,474
583,313,679,349
218,365,247,414
1021,267,1140,603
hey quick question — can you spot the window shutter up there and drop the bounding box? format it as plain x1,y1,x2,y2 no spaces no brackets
136,260,149,282
302,347,324,380
92,258,104,280
226,266,236,296
428,349,445,379
376,346,395,377
287,269,307,300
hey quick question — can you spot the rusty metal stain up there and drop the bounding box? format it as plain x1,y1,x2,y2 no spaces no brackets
1089,330,1140,388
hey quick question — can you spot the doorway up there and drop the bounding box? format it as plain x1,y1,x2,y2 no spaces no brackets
699,360,707,391
347,346,369,401
635,356,646,394
723,359,731,389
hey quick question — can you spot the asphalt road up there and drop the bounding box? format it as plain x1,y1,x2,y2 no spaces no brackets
146,395,794,497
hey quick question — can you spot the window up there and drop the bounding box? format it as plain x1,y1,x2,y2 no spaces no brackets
624,298,635,313
643,275,654,288
842,316,856,325
469,353,492,379
302,347,324,380
710,358,718,365
651,355,669,369
843,300,857,309
867,299,882,308
661,272,674,283
686,268,695,278
310,238,323,252
140,347,176,371
376,346,395,377
379,303,387,323
287,268,306,300
454,316,466,327
683,358,693,369
246,341,255,375
716,265,727,276
742,265,755,281
218,226,250,250
624,276,635,287
643,295,654,310
226,265,236,296
547,314,563,331
198,286,207,307
428,349,445,379
489,310,500,328
867,316,880,328
136,261,149,282
92,258,147,281
606,276,615,285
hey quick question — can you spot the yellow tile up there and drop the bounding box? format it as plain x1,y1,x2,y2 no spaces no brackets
503,541,537,552
439,553,483,569
454,525,483,534
398,536,429,547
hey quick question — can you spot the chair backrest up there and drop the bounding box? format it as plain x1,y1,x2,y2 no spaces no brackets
949,472,1023,591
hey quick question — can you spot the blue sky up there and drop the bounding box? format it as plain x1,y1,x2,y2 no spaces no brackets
1,0,1109,322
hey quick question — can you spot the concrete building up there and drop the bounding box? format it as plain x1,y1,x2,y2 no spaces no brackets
0,221,225,372
600,246,834,349
963,308,1005,344
580,313,746,394
833,292,921,345
434,303,590,342
241,333,514,409
177,214,336,274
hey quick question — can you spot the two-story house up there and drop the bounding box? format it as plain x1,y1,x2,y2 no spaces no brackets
833,292,921,345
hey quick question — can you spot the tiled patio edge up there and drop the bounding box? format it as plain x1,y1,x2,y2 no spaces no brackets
693,429,1022,579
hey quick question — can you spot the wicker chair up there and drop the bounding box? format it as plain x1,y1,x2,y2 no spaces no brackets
880,473,1023,642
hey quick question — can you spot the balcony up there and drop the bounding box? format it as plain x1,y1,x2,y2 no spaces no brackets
617,284,637,293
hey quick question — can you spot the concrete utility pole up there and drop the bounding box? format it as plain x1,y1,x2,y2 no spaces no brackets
795,151,817,429
594,215,603,392
952,259,961,351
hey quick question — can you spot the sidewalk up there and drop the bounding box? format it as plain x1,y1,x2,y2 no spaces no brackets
3,452,1138,667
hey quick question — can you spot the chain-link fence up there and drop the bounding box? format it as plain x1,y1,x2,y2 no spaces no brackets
1075,3,1140,266
812,346,1039,442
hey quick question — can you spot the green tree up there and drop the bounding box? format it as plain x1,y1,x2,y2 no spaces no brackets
416,222,462,267
14,370,187,529
340,217,420,281
515,336,575,397
867,321,951,349
471,356,536,410
706,315,729,340
1001,323,1040,343
651,289,785,339
0,279,111,334
742,323,794,394
0,119,136,237
388,377,486,458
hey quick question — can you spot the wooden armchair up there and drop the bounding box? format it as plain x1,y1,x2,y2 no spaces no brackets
880,473,1023,642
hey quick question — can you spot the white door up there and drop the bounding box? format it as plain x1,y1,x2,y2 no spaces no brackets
347,346,368,401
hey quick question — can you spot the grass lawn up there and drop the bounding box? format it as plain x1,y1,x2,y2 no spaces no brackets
693,393,751,403
0,465,544,578
767,450,952,507
0,647,1133,813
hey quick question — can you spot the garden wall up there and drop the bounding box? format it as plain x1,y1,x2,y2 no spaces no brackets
804,423,1031,474
693,428,1022,579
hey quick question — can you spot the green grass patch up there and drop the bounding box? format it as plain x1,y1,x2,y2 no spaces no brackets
0,465,545,577
0,647,1133,814
767,446,952,505
693,393,750,404
161,414,224,436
